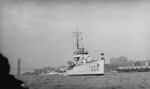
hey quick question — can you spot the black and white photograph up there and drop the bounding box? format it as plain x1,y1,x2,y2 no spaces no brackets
0,0,150,89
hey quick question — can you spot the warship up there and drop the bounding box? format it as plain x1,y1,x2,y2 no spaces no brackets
60,31,105,76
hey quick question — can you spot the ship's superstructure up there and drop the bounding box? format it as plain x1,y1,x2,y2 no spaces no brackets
60,30,104,76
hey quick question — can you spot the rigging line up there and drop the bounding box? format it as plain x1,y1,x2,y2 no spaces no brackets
104,64,112,71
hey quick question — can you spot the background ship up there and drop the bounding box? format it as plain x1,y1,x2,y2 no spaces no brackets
60,30,105,76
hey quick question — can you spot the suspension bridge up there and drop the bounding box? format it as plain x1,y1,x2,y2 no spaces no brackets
10,59,36,75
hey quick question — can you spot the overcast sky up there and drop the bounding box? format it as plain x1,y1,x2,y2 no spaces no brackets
0,0,150,74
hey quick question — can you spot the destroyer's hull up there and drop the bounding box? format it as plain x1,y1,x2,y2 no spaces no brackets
64,59,104,76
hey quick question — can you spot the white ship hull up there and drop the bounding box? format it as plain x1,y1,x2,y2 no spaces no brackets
64,59,104,76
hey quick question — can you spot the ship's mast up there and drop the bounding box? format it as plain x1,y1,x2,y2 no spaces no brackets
73,30,82,50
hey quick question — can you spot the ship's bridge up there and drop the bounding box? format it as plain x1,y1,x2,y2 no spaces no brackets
74,47,88,54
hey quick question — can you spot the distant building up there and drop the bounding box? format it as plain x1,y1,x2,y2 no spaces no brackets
110,56,129,66
110,56,150,67
34,69,47,74
134,60,150,66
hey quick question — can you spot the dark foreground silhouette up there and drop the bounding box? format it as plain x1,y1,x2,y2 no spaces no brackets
0,53,29,89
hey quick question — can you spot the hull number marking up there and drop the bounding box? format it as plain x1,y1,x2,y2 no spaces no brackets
89,64,100,71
